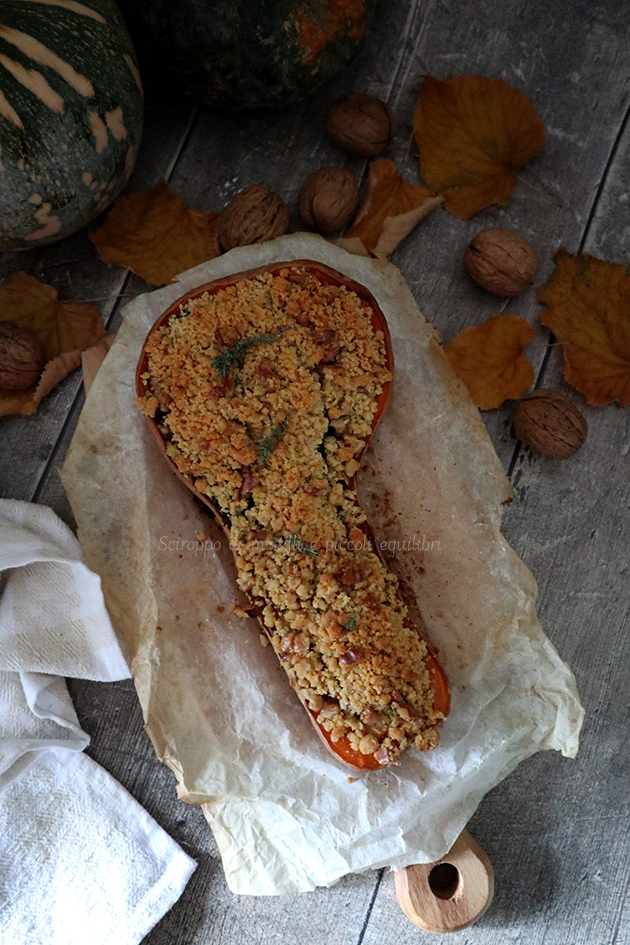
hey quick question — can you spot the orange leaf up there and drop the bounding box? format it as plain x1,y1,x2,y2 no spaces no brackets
538,250,630,407
444,314,535,410
346,159,442,257
90,181,221,285
413,75,545,219
0,272,106,417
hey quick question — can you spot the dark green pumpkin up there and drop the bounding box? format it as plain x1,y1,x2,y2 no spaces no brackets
118,0,372,110
0,0,143,250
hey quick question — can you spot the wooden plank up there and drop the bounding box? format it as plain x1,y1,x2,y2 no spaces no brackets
30,4,438,944
164,2,424,219
383,0,630,469
66,676,380,945
360,3,630,943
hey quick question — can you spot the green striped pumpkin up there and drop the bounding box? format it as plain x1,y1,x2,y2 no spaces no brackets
0,0,143,250
118,0,372,110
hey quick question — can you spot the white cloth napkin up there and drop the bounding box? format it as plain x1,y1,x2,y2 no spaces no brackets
0,499,196,945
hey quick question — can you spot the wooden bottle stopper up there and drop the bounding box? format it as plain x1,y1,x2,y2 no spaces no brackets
395,829,494,933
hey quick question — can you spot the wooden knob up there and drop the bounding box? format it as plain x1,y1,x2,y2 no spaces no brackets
395,829,494,933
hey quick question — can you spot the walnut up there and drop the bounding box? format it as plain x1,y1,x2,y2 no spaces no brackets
326,93,396,157
0,321,45,391
298,167,358,233
513,389,587,459
465,228,539,296
219,185,289,251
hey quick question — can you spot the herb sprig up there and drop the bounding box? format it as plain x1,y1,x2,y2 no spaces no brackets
259,410,293,462
289,533,319,558
211,326,290,377
342,616,357,633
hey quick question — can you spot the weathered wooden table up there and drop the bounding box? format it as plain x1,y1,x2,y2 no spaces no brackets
2,2,629,942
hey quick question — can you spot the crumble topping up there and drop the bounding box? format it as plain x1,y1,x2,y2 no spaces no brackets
138,267,441,763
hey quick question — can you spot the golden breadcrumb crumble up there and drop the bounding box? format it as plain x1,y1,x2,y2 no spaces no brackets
138,267,441,764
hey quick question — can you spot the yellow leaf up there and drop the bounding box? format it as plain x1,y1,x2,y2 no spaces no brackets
413,75,545,219
90,181,221,285
0,272,106,417
538,250,630,407
346,159,442,257
444,313,535,410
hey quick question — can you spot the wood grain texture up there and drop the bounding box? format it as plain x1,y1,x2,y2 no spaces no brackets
2,0,630,942
396,829,494,932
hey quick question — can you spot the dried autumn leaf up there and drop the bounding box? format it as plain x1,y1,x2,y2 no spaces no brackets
413,75,545,219
0,272,106,417
33,351,83,404
444,313,535,410
82,334,117,394
332,236,371,257
90,181,221,285
346,159,442,258
538,250,630,407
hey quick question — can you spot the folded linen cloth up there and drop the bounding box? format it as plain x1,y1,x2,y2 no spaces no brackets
0,499,196,945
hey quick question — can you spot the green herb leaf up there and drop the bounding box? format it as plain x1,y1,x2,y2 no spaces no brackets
289,533,319,558
342,616,357,632
259,410,292,462
211,326,290,377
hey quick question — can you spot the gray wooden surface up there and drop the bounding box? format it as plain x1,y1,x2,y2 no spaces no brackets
1,1,629,942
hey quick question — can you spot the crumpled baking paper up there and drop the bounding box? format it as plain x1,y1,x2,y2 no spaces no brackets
61,233,584,895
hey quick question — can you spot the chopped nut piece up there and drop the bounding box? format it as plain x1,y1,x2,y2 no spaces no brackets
230,603,250,618
339,646,363,666
358,733,380,755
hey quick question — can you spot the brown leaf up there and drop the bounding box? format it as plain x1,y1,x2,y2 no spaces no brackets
82,334,117,394
90,181,221,285
414,75,545,219
538,250,630,407
332,236,371,257
346,159,442,257
0,272,105,417
444,314,535,410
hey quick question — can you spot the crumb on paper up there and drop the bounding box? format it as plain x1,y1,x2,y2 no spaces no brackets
231,603,249,618
197,531,207,541
259,633,270,648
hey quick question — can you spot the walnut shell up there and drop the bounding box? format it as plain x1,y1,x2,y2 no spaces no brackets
465,228,539,296
298,167,358,233
326,93,396,157
219,185,290,251
513,389,587,459
0,321,45,391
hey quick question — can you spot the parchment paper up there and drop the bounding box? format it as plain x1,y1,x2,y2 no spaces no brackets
61,233,584,895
